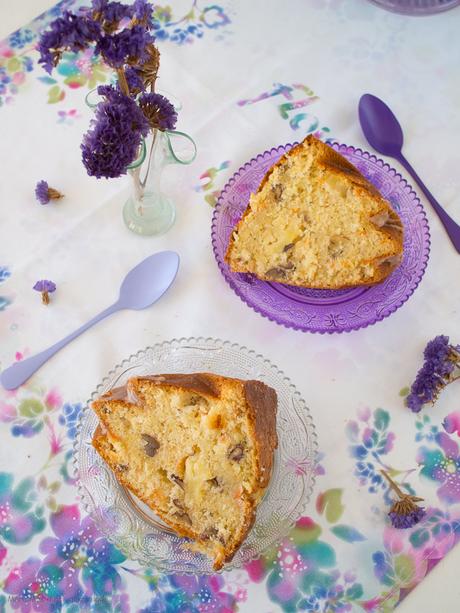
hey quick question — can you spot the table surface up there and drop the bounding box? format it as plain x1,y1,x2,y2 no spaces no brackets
1,1,460,612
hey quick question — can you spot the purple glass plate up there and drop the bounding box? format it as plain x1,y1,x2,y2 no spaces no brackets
211,142,431,334
366,0,460,15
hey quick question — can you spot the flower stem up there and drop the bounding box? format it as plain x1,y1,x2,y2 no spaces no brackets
380,470,406,498
48,188,63,200
117,67,130,96
130,165,144,203
140,129,157,190
149,47,160,93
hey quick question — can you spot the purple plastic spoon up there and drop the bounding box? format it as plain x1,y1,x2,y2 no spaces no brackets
0,251,180,391
359,93,460,253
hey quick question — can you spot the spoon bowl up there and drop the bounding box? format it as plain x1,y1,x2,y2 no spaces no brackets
359,93,460,253
118,251,180,310
358,94,404,157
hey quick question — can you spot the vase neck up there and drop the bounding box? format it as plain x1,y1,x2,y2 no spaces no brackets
129,129,196,204
129,130,165,202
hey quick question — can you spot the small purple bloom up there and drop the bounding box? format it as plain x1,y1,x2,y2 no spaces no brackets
424,335,450,363
412,363,439,402
406,393,422,413
133,0,154,27
35,180,50,204
124,66,145,94
35,180,63,205
382,470,426,531
33,280,56,293
81,86,149,178
96,84,120,100
139,92,177,131
33,280,56,305
389,507,426,529
103,1,133,25
96,24,153,68
92,0,109,13
38,11,101,73
407,335,460,413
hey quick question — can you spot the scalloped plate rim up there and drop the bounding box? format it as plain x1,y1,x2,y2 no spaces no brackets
211,140,431,334
74,336,318,574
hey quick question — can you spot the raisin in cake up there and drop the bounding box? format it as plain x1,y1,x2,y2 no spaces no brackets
226,135,403,289
92,373,278,570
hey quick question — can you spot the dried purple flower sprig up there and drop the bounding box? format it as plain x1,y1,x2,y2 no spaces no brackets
381,470,426,530
38,0,154,74
33,280,56,305
406,335,460,413
38,0,178,180
81,85,149,178
35,180,64,205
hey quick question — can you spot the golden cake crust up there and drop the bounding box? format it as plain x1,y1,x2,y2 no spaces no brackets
225,135,404,289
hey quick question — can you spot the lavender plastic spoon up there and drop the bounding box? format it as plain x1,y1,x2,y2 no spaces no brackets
359,93,460,253
0,251,180,391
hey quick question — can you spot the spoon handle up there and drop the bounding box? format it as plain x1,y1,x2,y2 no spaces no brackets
397,154,460,254
0,302,119,391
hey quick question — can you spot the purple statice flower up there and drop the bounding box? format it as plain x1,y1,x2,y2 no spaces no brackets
81,86,149,178
382,470,426,530
406,393,423,414
35,180,63,204
92,0,109,12
91,0,135,29
33,280,56,293
424,335,450,363
389,506,426,529
96,83,120,100
35,180,51,204
406,335,460,413
120,66,145,95
96,24,153,68
139,92,177,131
33,280,56,305
409,363,439,404
103,1,133,24
132,0,154,27
38,11,101,73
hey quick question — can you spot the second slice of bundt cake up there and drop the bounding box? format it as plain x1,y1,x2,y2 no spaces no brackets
92,373,278,570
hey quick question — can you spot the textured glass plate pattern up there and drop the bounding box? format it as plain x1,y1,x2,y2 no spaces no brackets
367,0,460,15
75,337,317,574
211,142,430,334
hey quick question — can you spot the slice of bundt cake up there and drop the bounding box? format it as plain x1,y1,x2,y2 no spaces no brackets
226,135,403,289
92,373,278,570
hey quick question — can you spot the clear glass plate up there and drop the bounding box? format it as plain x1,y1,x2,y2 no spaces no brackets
74,337,317,574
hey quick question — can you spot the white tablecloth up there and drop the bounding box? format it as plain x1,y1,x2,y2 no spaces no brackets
1,1,460,611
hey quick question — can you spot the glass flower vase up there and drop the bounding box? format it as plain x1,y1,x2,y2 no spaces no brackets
123,129,196,236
